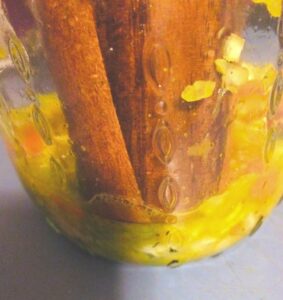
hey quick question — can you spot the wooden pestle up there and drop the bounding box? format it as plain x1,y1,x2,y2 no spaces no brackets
144,1,227,210
145,0,248,210
93,0,247,210
93,0,148,197
38,0,142,202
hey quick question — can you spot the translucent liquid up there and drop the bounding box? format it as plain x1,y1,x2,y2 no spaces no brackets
1,77,283,266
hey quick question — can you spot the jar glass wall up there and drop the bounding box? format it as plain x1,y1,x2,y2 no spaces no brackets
0,0,283,266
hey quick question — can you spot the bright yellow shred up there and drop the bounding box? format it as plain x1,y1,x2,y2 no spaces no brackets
215,59,249,93
252,0,282,17
0,47,7,59
181,80,216,103
222,34,245,63
241,63,277,93
215,58,277,94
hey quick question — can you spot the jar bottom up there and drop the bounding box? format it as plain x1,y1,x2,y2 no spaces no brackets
15,160,283,266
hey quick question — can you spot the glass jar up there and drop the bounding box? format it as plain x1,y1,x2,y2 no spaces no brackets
0,0,283,266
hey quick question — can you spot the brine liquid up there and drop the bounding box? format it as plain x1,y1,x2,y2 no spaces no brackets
1,83,283,265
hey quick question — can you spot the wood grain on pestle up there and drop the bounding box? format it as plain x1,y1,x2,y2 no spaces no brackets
93,0,246,211
93,0,148,198
38,0,142,202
